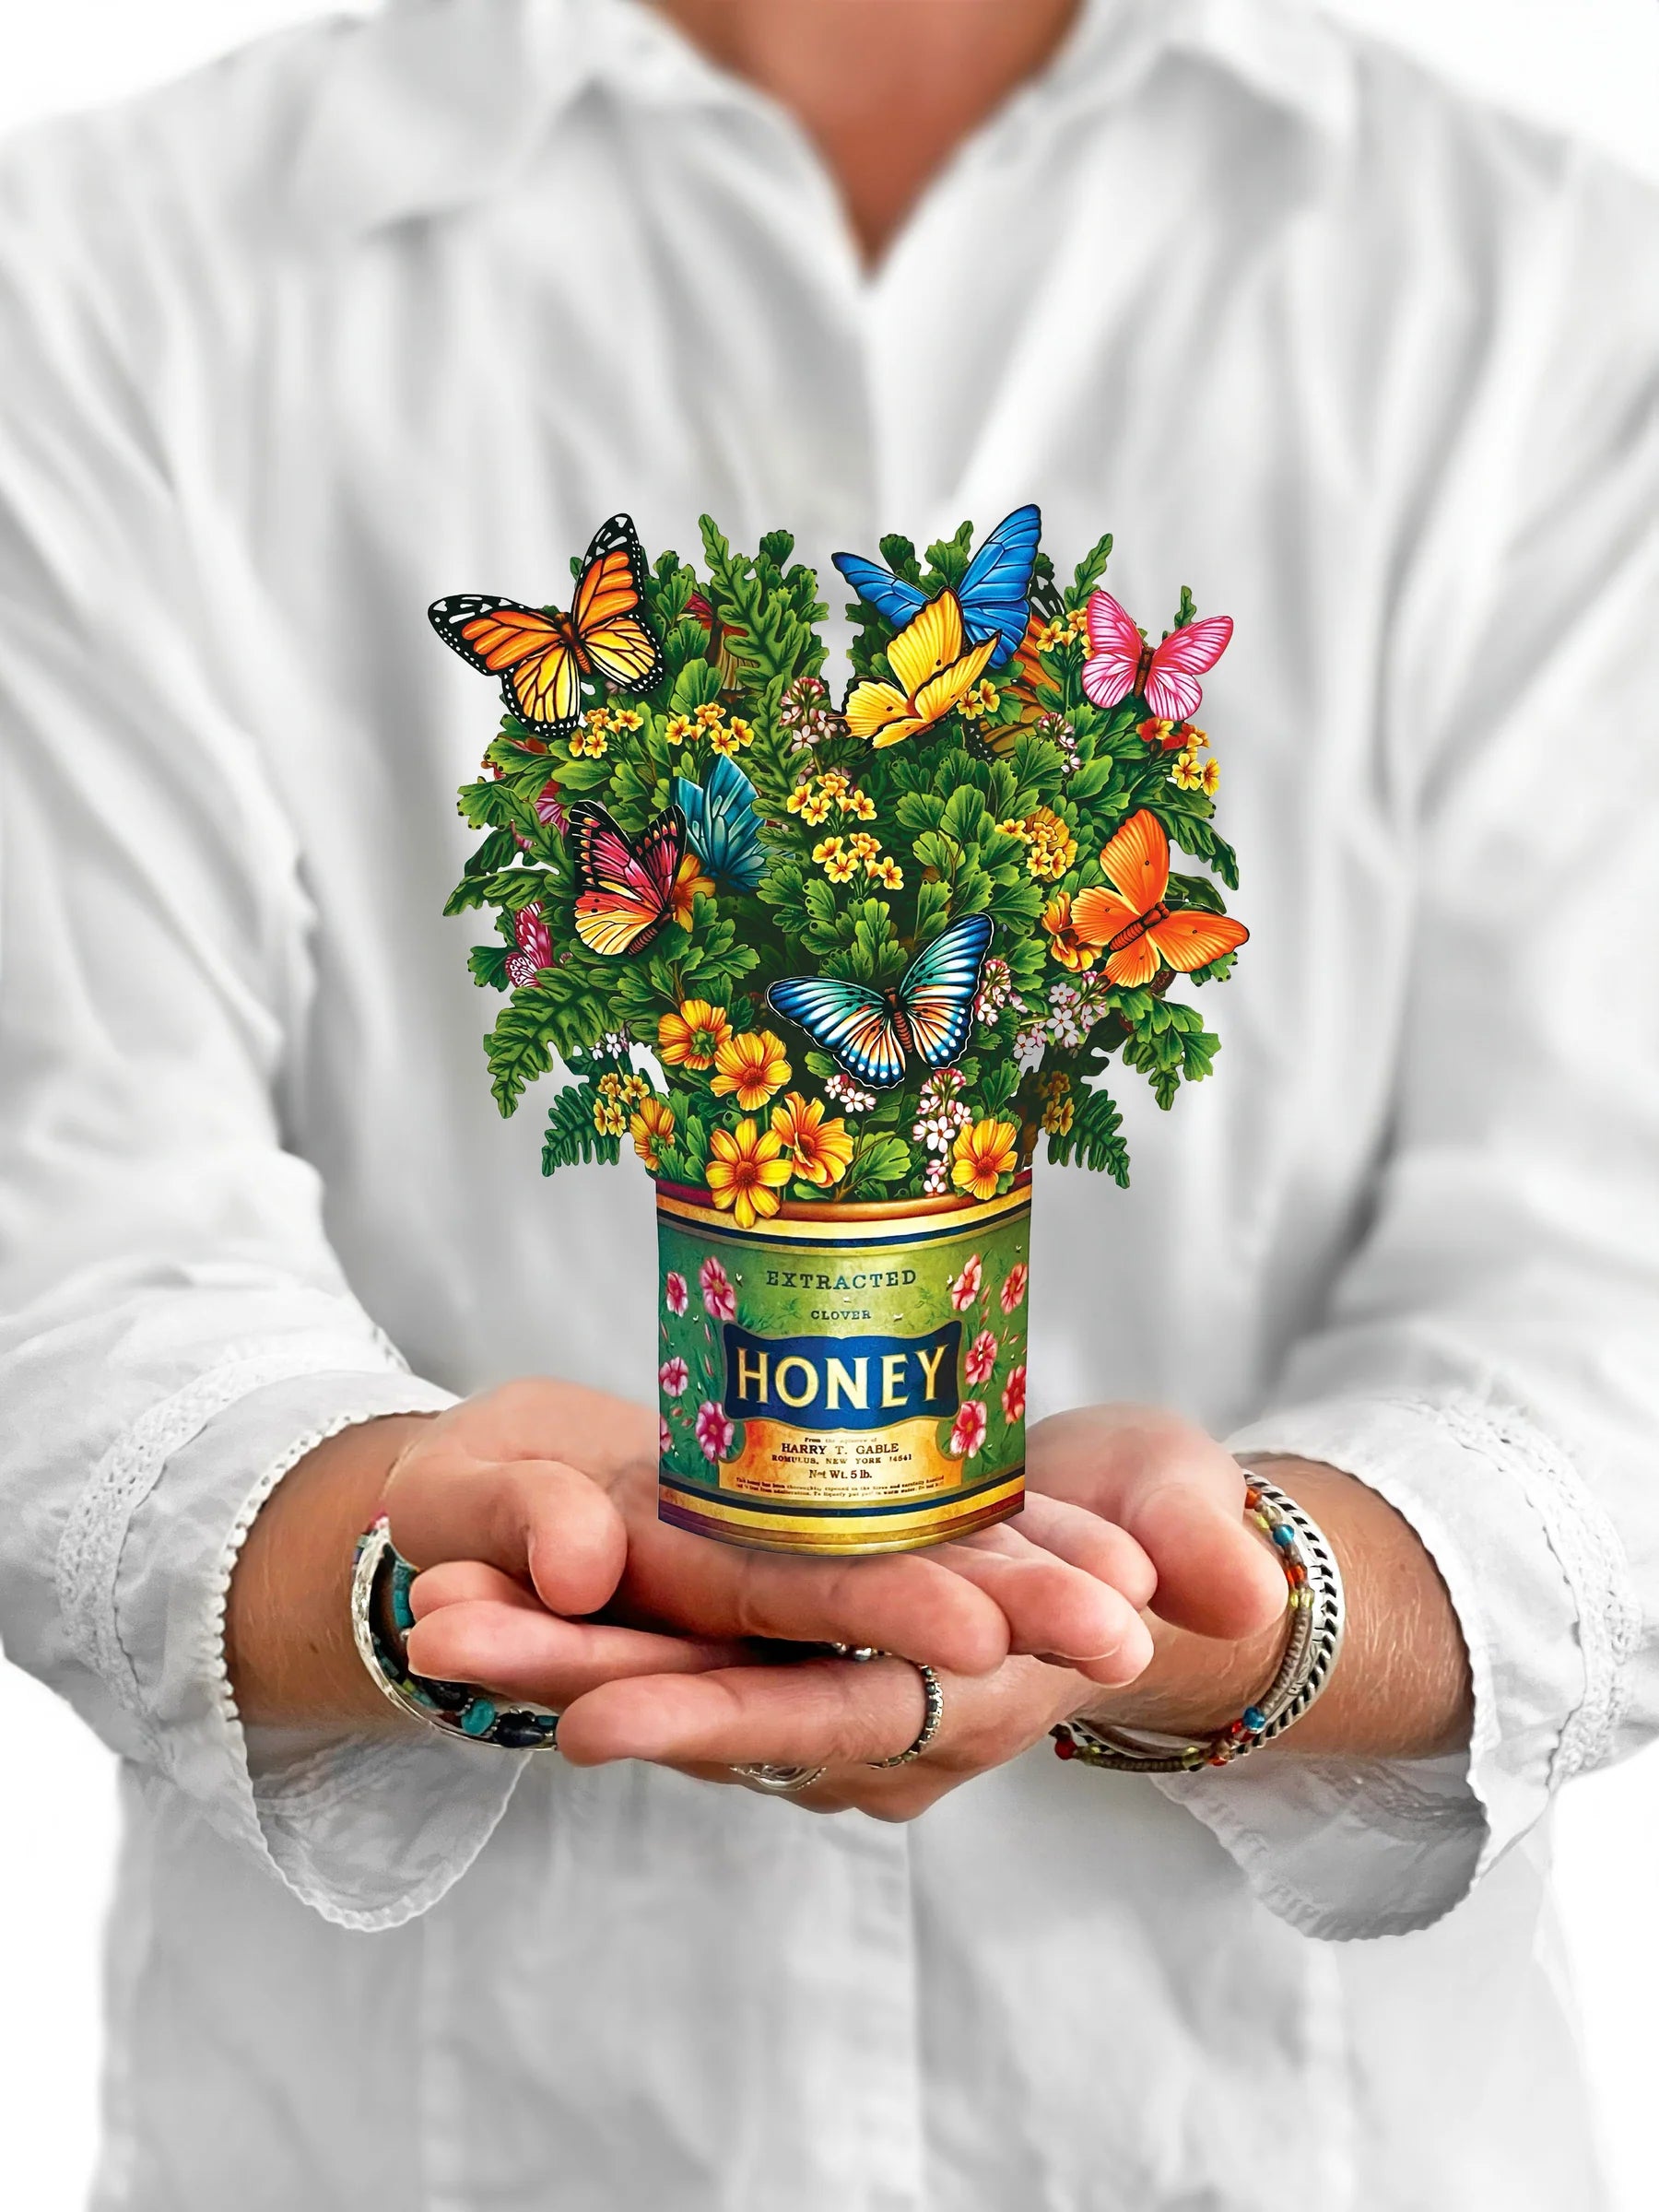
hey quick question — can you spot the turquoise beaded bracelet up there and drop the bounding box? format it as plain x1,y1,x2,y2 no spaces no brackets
1051,1472,1345,1775
350,1516,562,1750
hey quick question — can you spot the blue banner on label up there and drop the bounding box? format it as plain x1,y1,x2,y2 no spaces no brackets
722,1322,961,1433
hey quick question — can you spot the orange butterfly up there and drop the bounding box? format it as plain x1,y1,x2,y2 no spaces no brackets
429,513,665,737
568,801,712,958
1071,811,1248,987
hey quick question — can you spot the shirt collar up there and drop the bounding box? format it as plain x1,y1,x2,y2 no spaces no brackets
288,0,1353,245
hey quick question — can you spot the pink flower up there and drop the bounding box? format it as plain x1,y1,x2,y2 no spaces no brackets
949,1401,988,1459
948,1255,982,1312
999,1263,1029,1315
1001,1365,1027,1422
534,778,568,834
659,1356,689,1398
965,1330,999,1386
696,1401,735,1463
700,1256,736,1322
664,1271,688,1316
658,1414,673,1457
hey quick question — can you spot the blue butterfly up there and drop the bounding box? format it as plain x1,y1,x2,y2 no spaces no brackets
767,915,994,1090
832,504,1041,671
674,755,767,893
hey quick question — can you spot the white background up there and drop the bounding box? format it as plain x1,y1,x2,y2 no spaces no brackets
1,3,1656,2206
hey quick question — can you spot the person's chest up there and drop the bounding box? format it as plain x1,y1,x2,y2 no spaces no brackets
150,87,1500,1421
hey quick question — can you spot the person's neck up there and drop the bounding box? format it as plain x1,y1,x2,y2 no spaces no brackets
647,0,1083,265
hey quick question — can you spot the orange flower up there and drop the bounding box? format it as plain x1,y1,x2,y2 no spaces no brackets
1041,892,1097,972
705,1118,793,1230
712,1029,793,1112
657,999,732,1071
629,1094,676,1171
951,1117,1019,1202
670,853,716,928
771,1092,854,1188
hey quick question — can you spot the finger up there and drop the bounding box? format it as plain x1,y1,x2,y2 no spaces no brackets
555,1653,931,1771
622,1502,1011,1675
387,1454,627,1618
408,1561,543,1617
931,1522,1153,1683
1028,1408,1285,1641
405,1599,748,1706
1002,1492,1159,1609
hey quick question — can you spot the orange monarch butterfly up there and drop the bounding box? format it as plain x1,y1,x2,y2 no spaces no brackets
429,513,665,737
568,801,710,959
1071,811,1249,988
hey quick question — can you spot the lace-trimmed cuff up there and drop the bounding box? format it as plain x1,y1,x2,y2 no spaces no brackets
76,1359,531,1931
1148,1394,1639,1940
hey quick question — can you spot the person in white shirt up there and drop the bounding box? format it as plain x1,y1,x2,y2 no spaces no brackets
1,1,1656,2206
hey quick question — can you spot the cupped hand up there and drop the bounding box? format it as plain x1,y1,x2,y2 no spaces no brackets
388,1379,1160,1687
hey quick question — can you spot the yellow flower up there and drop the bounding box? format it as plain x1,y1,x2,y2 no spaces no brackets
958,678,999,722
669,853,717,928
800,792,832,825
847,832,880,861
727,717,755,748
665,713,695,746
823,852,857,883
996,818,1032,843
705,1118,794,1230
708,724,740,757
657,998,733,1071
1171,748,1206,791
786,782,814,815
712,1029,793,1112
1183,724,1209,749
818,770,850,797
1036,617,1068,651
1041,892,1097,972
771,1092,854,1189
1041,1079,1075,1136
629,1094,676,1171
866,855,904,889
585,706,614,735
812,836,845,865
593,1092,629,1138
844,792,877,821
1198,754,1221,795
1066,607,1090,641
619,1072,650,1112
568,723,608,759
951,1117,1019,1202
694,701,725,728
610,708,642,732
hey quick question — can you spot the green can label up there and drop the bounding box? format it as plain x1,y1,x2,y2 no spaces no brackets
655,1180,1030,1554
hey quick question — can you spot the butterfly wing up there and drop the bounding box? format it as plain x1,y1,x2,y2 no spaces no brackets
1079,590,1146,712
845,594,975,749
429,594,584,735
1143,615,1233,724
831,549,931,632
1097,809,1171,913
674,756,766,892
767,974,908,1089
569,513,665,695
1144,910,1250,974
897,913,994,1069
956,504,1041,666
1101,937,1163,990
569,801,687,958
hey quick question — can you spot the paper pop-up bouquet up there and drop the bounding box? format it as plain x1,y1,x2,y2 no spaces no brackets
432,507,1247,1553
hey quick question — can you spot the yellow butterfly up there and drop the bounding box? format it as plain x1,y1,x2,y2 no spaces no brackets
842,591,997,749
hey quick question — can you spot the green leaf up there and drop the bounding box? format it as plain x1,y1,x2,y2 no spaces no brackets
1067,532,1114,606
840,1133,912,1199
468,945,514,992
486,992,559,1116
1045,1088,1130,1184
541,1083,622,1174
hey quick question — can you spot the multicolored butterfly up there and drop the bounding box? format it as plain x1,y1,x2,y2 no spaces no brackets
506,902,553,988
1081,591,1233,725
833,503,1041,669
429,513,665,737
842,592,997,749
567,801,710,958
767,914,994,1088
1071,811,1248,987
674,755,767,893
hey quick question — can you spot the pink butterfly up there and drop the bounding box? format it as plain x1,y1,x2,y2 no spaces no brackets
1081,591,1233,724
506,902,552,987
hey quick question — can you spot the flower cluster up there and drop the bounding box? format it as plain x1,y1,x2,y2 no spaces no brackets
451,509,1247,1206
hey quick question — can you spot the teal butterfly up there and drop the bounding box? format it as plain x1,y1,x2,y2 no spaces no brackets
767,916,994,1089
674,755,766,893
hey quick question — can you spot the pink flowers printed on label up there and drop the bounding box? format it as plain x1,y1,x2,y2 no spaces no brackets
949,1401,988,1459
659,1356,689,1398
999,1263,1028,1315
696,1401,735,1463
1001,1364,1026,1422
700,1255,736,1322
658,1414,673,1458
964,1331,999,1387
948,1255,982,1312
664,1271,688,1316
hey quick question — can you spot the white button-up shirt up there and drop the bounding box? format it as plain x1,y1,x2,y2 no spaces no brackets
3,2,1657,2205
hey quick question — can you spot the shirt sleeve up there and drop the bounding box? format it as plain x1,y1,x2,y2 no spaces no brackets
1152,150,1659,1940
0,122,524,1932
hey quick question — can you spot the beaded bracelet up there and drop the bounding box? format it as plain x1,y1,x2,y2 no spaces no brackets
1051,1472,1345,1775
350,1516,562,1750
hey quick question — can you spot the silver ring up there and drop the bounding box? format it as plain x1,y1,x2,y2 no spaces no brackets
866,1657,944,1770
731,1762,828,1794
